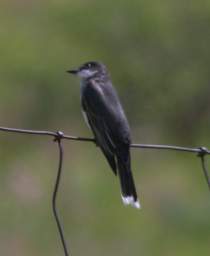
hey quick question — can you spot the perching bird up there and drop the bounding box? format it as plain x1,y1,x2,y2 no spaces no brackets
67,61,140,209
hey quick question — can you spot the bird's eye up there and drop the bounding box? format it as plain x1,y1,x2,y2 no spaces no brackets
87,63,92,68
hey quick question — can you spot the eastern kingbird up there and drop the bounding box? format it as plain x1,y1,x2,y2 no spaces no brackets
67,61,140,209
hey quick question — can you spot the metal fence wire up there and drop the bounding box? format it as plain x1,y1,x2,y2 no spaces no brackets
0,126,210,256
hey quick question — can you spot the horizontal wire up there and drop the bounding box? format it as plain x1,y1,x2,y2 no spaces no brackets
0,126,209,154
0,125,210,256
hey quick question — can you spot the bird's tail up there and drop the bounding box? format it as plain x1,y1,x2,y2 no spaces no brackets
117,151,140,209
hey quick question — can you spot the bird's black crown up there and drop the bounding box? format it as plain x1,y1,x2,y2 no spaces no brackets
80,61,104,71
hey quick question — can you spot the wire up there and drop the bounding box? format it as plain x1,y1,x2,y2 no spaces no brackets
53,132,70,256
0,125,210,256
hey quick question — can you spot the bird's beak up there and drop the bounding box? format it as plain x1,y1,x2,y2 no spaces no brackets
66,69,78,75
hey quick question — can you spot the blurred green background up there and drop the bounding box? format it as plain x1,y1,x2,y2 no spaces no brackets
0,0,210,255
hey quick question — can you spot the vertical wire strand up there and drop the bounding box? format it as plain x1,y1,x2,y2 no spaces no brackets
53,137,70,256
199,155,210,191
1,126,210,255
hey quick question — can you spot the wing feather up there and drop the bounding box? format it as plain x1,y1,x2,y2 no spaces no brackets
81,82,121,175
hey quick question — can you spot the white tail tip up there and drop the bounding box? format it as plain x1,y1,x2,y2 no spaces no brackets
121,195,141,209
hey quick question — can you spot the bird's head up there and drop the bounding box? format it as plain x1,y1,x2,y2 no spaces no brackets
67,61,107,79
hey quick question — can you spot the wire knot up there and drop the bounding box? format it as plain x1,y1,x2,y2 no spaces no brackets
197,147,208,157
54,131,64,142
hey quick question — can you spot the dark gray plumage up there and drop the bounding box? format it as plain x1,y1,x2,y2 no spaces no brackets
67,61,140,208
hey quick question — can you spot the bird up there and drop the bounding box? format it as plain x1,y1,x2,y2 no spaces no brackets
67,61,140,209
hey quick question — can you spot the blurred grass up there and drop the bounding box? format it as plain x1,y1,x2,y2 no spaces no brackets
0,0,210,255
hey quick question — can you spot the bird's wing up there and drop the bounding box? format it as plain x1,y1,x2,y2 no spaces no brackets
82,108,117,175
85,109,117,175
81,82,122,175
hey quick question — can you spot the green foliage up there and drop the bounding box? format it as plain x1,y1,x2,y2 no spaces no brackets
0,1,210,255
